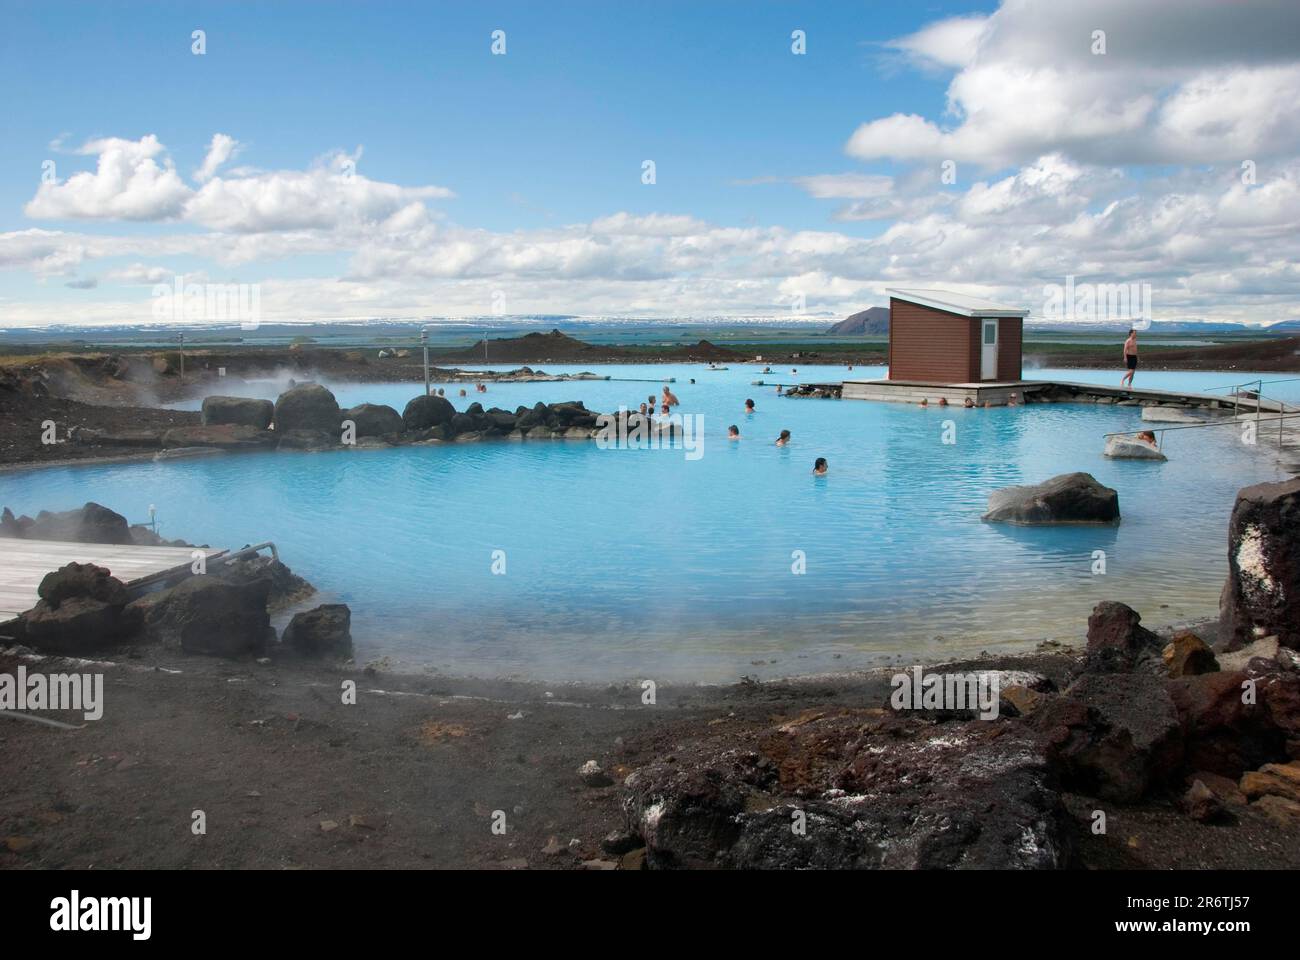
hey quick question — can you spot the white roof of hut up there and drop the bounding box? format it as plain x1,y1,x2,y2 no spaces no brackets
887,288,1028,318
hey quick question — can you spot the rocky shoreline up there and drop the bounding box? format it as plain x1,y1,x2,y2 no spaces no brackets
1,365,640,468
2,478,1299,869
2,611,1298,870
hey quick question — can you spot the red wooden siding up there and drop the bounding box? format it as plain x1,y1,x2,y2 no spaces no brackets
887,299,973,382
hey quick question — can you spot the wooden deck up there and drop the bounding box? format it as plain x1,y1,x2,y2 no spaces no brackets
0,539,224,624
840,378,1290,411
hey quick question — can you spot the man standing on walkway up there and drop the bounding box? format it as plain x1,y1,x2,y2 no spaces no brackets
1121,328,1138,388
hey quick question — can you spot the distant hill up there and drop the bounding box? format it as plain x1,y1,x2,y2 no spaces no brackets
828,307,889,335
434,328,743,363
659,339,743,361
438,328,628,362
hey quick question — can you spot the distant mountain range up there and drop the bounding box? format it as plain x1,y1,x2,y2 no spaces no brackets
2,311,1297,344
828,308,1300,336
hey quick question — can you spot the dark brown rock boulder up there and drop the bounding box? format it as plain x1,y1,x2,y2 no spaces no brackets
1220,477,1300,651
37,562,129,609
982,472,1120,525
1,506,25,537
1082,601,1164,674
15,561,134,654
125,576,273,657
281,603,352,657
5,502,133,545
1190,770,1247,807
273,383,341,434
201,395,274,429
21,596,128,654
485,408,518,431
214,554,315,610
1166,670,1291,779
343,403,403,438
402,394,455,430
1032,672,1183,803
622,763,746,868
1182,780,1224,823
514,402,548,431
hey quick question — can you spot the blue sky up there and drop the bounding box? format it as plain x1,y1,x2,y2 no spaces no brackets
2,0,1299,326
1,2,971,230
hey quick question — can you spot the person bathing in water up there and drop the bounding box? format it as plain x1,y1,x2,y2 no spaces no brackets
813,457,828,476
775,429,791,447
744,398,755,414
728,424,740,440
1121,328,1139,388
662,385,680,407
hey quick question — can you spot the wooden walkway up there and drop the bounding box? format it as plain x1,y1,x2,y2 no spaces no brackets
0,539,223,624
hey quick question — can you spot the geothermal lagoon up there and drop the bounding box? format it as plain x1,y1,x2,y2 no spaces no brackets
1,363,1290,681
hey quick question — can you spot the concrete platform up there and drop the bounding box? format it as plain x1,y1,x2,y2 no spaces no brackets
841,379,1041,406
0,539,226,624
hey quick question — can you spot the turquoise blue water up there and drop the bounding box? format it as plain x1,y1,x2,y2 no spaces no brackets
2,364,1292,681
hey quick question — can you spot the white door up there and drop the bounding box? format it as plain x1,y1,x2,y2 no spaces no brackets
980,319,998,380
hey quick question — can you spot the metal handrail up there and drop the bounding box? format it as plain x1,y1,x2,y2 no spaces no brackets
1191,376,1300,424
1203,376,1300,393
1106,404,1296,449
216,541,280,564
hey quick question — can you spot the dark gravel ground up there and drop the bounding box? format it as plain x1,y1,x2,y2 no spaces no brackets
2,645,1297,870
0,394,200,470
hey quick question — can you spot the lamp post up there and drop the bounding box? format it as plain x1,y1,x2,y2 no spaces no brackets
421,327,430,396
